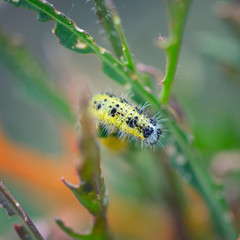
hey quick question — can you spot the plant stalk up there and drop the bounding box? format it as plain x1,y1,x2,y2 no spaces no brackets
160,0,191,104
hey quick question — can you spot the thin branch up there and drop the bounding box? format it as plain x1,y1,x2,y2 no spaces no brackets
159,0,191,104
93,0,136,72
0,182,44,240
92,0,123,59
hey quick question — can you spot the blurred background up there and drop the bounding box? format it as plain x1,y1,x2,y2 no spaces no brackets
0,0,240,239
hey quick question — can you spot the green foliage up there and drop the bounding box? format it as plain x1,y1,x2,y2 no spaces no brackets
57,93,111,239
91,0,123,59
196,32,240,68
3,0,135,86
1,0,239,240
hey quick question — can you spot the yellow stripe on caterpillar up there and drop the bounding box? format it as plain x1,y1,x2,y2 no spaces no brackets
89,93,163,146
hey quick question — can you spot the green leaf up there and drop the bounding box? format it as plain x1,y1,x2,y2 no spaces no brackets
169,143,206,191
168,140,237,240
59,92,111,239
61,93,107,216
4,0,136,86
0,182,44,240
3,0,163,106
62,178,105,216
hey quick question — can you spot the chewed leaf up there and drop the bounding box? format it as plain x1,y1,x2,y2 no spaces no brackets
61,177,104,216
53,22,96,55
4,0,135,86
58,90,110,238
60,90,107,216
4,0,163,109
0,182,44,240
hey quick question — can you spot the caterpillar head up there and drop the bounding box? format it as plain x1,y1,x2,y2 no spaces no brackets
143,125,162,146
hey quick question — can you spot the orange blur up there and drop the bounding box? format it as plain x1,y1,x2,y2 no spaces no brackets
0,128,78,204
0,127,211,240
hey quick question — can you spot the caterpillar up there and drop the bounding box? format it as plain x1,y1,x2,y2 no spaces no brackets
89,93,163,147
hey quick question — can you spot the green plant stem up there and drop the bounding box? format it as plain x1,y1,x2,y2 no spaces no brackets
95,0,136,72
167,186,189,240
92,0,123,59
169,128,237,240
60,90,111,239
160,0,191,104
130,79,236,239
111,9,136,71
132,89,237,239
157,153,189,240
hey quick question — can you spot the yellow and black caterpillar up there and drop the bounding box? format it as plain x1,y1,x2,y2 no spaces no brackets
89,93,163,146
